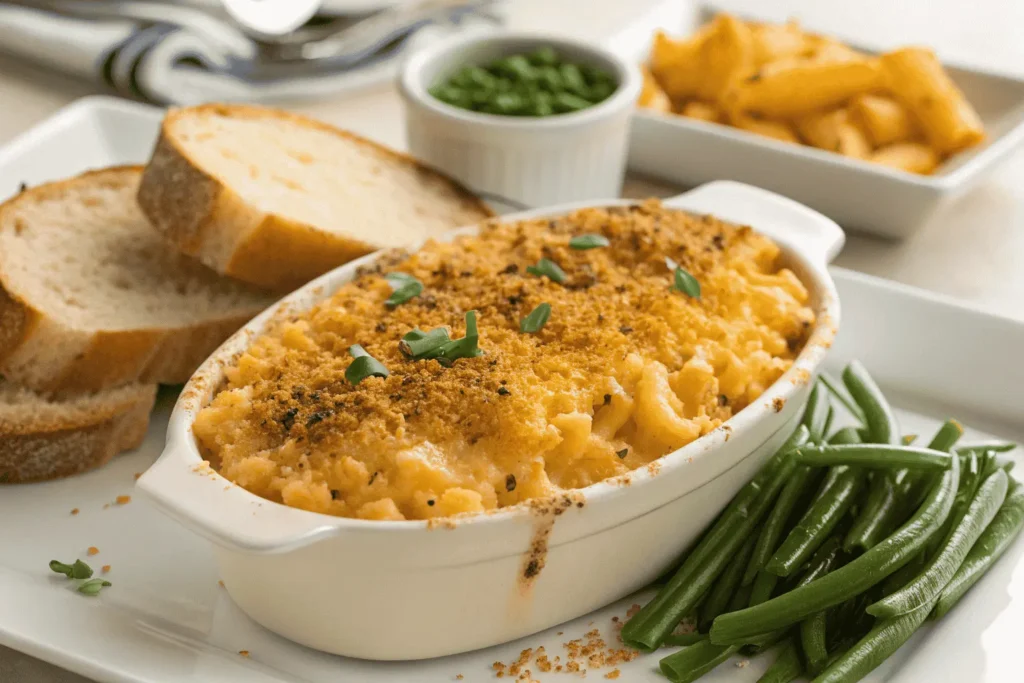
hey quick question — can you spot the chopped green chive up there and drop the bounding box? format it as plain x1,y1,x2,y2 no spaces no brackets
384,272,423,307
520,303,551,334
399,327,450,358
49,560,74,577
666,257,701,298
77,578,112,596
400,311,484,366
526,258,567,284
345,344,389,385
569,234,610,250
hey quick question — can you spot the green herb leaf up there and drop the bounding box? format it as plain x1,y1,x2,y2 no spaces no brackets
569,234,610,250
345,344,389,385
49,560,74,577
526,258,567,284
666,256,700,298
399,327,451,358
384,272,423,307
71,559,94,580
520,303,551,334
77,579,111,596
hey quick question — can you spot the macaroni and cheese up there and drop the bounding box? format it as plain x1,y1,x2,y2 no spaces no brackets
194,201,814,521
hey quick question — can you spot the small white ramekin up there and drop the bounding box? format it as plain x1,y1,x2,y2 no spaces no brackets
399,30,643,210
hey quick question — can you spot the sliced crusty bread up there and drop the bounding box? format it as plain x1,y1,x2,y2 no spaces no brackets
0,166,276,394
137,104,493,291
0,381,156,483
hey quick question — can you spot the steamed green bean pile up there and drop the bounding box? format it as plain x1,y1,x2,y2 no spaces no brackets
621,360,1023,683
429,47,617,116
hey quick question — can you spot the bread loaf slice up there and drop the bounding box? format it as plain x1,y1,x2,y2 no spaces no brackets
137,104,493,291
0,381,156,483
0,166,276,393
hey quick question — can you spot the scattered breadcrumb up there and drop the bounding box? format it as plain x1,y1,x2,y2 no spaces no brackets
115,495,132,505
493,618,639,680
238,650,249,657
134,472,143,480
456,676,464,681
101,565,111,573
736,659,749,668
70,508,79,515
87,547,99,556
102,503,110,510
218,580,225,587
625,604,642,619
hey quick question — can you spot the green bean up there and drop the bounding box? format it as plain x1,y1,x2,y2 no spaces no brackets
793,444,953,470
879,551,926,596
846,419,963,552
802,382,832,443
765,467,863,577
997,456,1015,473
931,479,1024,620
821,407,835,444
841,361,899,445
818,372,866,424
749,571,779,607
827,426,862,446
801,610,829,675
701,535,757,628
743,464,820,585
710,455,958,644
956,441,1017,455
756,640,804,683
553,91,592,112
659,640,738,683
843,476,895,553
621,433,802,650
663,631,707,647
869,469,1008,618
812,598,935,683
729,582,754,612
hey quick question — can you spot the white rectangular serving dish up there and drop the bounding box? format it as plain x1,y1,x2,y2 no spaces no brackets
1,98,1022,683
606,0,1024,240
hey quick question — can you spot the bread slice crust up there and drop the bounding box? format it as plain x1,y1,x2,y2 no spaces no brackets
0,166,273,393
0,383,156,484
137,104,493,291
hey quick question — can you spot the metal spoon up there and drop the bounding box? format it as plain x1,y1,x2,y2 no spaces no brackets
220,0,322,37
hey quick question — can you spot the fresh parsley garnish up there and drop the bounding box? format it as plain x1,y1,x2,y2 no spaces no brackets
49,559,108,596
399,311,484,366
345,344,390,384
569,234,610,250
520,303,551,334
666,257,701,299
77,578,112,596
384,272,423,307
49,559,93,579
526,258,567,284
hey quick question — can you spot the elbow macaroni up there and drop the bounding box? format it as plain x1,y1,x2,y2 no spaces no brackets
195,202,814,521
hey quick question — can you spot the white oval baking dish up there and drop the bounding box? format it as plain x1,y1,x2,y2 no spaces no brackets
136,180,843,661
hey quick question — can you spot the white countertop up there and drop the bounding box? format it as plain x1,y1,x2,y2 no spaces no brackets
2,0,1023,680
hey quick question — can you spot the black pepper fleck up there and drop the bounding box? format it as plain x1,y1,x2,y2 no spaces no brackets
497,386,511,396
619,325,633,334
280,407,298,433
603,394,612,405
368,471,379,485
427,499,435,506
330,489,339,500
617,448,629,459
506,474,517,492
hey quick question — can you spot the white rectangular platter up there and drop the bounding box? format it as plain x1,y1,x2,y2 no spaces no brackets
606,0,1024,240
0,97,1021,683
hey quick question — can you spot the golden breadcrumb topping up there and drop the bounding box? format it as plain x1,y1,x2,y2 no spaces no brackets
195,200,813,520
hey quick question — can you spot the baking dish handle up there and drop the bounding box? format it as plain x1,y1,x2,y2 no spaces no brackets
663,180,845,264
136,429,343,554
